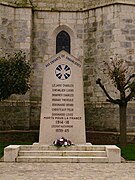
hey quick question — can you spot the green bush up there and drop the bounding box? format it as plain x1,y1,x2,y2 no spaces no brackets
0,51,31,101
120,144,135,161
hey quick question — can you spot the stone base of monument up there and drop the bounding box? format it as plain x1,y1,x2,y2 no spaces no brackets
4,143,121,163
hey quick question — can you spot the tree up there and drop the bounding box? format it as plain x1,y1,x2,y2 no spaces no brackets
96,54,135,147
0,51,31,101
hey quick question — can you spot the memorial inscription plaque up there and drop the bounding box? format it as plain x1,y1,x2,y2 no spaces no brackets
39,50,86,144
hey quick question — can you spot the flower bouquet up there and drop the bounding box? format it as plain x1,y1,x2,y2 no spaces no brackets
53,137,72,147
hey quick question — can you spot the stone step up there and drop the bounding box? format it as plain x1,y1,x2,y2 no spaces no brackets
4,144,121,163
16,156,109,163
18,150,107,157
19,145,106,151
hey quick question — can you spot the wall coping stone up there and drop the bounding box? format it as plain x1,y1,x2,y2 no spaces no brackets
0,0,135,11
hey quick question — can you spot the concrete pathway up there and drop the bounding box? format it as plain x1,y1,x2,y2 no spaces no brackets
0,162,135,180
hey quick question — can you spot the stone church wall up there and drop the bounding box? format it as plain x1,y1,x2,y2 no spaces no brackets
84,4,135,132
0,4,32,130
0,1,135,132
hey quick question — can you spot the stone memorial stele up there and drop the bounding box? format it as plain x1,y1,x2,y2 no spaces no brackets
39,50,86,144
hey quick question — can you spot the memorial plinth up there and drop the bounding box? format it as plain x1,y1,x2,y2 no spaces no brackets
39,50,86,144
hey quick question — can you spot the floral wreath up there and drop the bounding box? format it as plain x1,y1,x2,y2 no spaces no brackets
53,137,73,147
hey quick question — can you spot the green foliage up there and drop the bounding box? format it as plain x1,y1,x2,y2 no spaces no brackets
119,144,135,161
0,51,31,101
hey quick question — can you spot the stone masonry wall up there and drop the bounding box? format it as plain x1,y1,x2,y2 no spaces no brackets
84,4,135,132
0,1,135,132
0,4,32,130
0,101,30,130
0,5,14,53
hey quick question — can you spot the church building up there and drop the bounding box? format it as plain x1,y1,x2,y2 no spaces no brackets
0,0,135,134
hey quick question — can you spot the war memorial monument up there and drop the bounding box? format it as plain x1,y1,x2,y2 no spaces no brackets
4,51,121,163
2,0,135,163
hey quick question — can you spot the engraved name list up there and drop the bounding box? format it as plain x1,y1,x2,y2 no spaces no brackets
39,51,86,144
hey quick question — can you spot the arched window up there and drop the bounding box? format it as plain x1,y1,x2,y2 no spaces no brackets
56,31,70,54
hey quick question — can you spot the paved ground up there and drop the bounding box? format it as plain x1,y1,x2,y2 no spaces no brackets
0,162,135,180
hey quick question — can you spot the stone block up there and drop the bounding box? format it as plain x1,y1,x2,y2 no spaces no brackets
127,108,135,114
106,145,121,163
120,42,131,48
126,36,135,41
44,18,54,24
4,145,20,162
37,12,48,19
